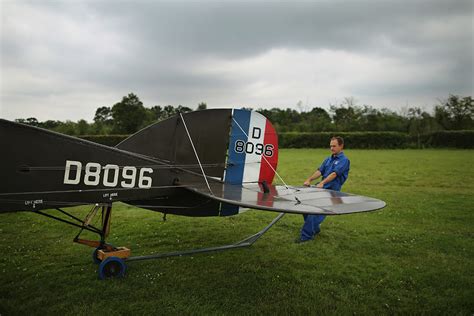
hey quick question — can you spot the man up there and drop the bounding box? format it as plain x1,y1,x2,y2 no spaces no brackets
297,136,350,243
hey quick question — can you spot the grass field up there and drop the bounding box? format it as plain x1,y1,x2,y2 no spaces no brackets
1,149,473,315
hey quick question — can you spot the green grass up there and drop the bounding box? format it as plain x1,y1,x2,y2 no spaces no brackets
1,149,473,315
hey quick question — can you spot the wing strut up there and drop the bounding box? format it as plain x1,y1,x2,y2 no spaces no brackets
33,204,119,252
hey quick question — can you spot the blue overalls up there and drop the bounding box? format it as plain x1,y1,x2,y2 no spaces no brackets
300,152,350,241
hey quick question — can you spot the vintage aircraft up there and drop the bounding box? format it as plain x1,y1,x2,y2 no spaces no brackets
0,109,385,279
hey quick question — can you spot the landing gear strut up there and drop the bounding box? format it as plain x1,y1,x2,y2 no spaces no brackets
35,205,285,279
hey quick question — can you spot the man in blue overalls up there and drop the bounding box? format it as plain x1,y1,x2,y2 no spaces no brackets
297,136,350,242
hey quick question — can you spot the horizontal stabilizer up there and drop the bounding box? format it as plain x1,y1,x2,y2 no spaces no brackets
185,180,386,215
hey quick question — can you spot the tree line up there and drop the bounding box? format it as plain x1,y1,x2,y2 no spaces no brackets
15,93,473,136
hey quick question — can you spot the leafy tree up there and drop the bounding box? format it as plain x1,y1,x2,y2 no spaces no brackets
26,117,39,126
94,106,112,124
257,108,301,132
40,120,62,129
15,118,27,124
149,106,164,121
162,105,177,119
376,108,409,132
158,105,192,120
15,117,40,126
330,105,362,131
406,107,439,147
177,105,193,113
305,107,332,131
435,95,473,130
53,121,79,135
91,106,114,135
14,92,472,138
111,93,147,134
434,105,452,130
76,119,90,135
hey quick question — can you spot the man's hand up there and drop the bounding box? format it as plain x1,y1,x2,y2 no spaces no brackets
303,170,322,187
316,182,324,188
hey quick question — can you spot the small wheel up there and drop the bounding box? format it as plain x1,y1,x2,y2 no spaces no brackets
92,247,102,264
98,257,126,280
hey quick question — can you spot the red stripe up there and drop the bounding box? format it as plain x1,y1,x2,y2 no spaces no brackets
258,119,278,184
257,184,278,207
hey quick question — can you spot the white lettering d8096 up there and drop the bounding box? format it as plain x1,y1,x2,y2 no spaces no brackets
63,160,153,188
234,141,274,157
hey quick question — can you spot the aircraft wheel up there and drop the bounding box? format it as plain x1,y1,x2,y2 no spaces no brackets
98,257,126,280
92,247,102,264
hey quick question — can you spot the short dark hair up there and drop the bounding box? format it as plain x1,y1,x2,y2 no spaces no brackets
331,136,344,146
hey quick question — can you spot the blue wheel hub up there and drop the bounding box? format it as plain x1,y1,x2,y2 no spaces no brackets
98,257,126,279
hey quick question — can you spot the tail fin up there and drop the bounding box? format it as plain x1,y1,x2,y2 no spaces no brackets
224,109,278,185
117,109,279,184
221,109,279,215
118,109,279,216
116,109,232,178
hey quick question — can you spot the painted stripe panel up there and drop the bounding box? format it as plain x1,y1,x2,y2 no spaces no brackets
221,109,279,216
221,109,250,216
224,109,250,185
242,112,267,183
258,118,278,184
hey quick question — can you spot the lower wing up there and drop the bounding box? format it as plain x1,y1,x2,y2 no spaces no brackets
185,180,386,215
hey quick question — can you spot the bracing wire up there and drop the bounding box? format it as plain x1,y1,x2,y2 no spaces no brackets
24,162,225,172
0,184,188,197
179,112,213,195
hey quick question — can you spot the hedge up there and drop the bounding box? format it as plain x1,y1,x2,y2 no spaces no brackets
413,130,474,149
80,131,473,149
279,132,409,149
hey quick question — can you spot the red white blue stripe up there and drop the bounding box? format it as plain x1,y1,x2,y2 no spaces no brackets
221,109,278,216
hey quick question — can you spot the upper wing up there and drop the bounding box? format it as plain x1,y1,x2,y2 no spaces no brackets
184,180,386,215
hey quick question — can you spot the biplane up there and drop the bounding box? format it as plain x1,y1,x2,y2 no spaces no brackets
0,109,385,279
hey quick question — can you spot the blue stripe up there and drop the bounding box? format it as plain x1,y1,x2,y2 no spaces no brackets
224,109,250,185
221,109,251,216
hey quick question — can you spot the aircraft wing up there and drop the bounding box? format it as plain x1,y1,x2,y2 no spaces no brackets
184,180,386,215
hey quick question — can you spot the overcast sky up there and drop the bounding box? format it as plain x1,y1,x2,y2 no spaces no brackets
1,0,473,121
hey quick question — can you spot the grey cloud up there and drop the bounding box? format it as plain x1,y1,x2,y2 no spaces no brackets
91,1,472,56
1,0,473,120
87,0,474,92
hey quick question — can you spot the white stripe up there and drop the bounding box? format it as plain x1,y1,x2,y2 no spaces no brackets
239,184,260,213
242,112,266,183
